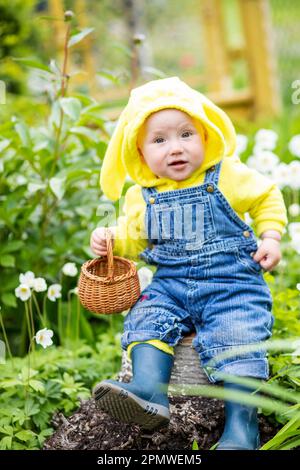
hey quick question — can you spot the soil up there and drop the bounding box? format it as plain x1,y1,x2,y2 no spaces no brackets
43,395,280,450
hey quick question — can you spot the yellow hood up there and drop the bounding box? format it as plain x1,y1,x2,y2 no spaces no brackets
100,77,236,201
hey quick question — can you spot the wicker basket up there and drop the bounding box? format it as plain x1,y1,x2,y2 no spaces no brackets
77,229,141,314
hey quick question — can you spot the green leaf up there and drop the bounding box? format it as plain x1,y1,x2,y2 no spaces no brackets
14,121,31,147
1,293,17,308
0,139,11,153
68,28,94,48
0,425,13,436
0,378,23,388
70,126,99,143
27,181,46,194
24,399,40,417
49,177,66,200
0,240,23,254
59,97,82,121
192,439,199,450
29,380,45,393
15,430,36,442
96,70,121,84
37,428,54,447
0,254,15,267
0,436,12,450
13,58,51,73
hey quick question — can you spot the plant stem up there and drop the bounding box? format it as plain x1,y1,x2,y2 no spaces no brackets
57,271,64,345
32,291,46,327
29,296,35,354
40,19,71,244
67,290,71,340
0,309,14,368
24,302,33,344
76,294,80,342
51,20,71,177
24,337,35,403
42,293,48,326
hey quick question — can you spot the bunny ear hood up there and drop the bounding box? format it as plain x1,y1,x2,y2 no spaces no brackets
100,77,236,201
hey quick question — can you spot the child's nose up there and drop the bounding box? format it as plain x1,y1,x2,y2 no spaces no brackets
169,139,183,154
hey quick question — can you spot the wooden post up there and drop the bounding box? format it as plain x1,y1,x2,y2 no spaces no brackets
238,0,281,117
200,0,232,93
48,0,65,60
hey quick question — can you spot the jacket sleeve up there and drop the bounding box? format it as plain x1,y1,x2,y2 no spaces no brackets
109,185,148,261
232,157,288,237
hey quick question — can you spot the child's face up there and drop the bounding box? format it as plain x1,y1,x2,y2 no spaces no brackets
137,109,205,181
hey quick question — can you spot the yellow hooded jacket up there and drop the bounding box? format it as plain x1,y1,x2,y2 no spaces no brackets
100,77,288,261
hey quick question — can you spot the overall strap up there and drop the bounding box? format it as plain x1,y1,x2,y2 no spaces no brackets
204,160,222,185
141,185,157,202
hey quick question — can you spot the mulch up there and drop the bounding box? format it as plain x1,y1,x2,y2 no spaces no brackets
43,395,280,450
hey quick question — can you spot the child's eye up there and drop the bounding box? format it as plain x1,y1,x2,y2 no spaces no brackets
154,137,165,143
182,131,192,138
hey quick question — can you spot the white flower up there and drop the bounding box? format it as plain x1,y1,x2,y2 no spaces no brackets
15,175,27,186
62,262,78,277
35,328,53,349
288,160,300,189
69,286,78,295
255,129,278,150
33,277,47,292
277,259,287,268
288,203,300,217
288,222,300,239
290,234,300,254
296,283,300,291
236,134,248,155
47,284,62,302
270,162,291,188
252,150,279,174
288,135,300,158
15,284,32,301
19,271,35,288
246,155,259,170
137,267,153,291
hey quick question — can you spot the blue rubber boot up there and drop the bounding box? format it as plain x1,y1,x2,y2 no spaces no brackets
216,382,260,450
93,343,174,431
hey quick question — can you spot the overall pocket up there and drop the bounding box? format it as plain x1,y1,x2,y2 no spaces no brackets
235,245,262,275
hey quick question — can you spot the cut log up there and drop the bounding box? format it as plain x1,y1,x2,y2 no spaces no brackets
117,333,210,389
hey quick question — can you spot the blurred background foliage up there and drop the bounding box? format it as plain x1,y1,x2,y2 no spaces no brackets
1,0,300,121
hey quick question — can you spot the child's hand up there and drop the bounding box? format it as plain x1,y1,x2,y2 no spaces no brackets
251,238,282,272
90,227,115,257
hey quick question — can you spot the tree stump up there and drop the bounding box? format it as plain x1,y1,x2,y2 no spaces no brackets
117,332,210,390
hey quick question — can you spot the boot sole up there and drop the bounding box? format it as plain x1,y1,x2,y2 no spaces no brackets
93,381,170,431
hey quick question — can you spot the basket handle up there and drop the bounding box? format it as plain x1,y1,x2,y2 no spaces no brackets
105,228,114,280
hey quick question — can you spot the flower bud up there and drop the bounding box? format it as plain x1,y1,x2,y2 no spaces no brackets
64,10,75,22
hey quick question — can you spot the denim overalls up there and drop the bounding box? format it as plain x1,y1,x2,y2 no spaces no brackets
121,161,274,383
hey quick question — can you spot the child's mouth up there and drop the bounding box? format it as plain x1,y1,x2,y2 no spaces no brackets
168,161,188,169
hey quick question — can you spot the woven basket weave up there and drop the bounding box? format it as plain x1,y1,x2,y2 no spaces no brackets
78,229,141,315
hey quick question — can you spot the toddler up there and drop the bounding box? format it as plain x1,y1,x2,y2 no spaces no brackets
90,77,287,449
